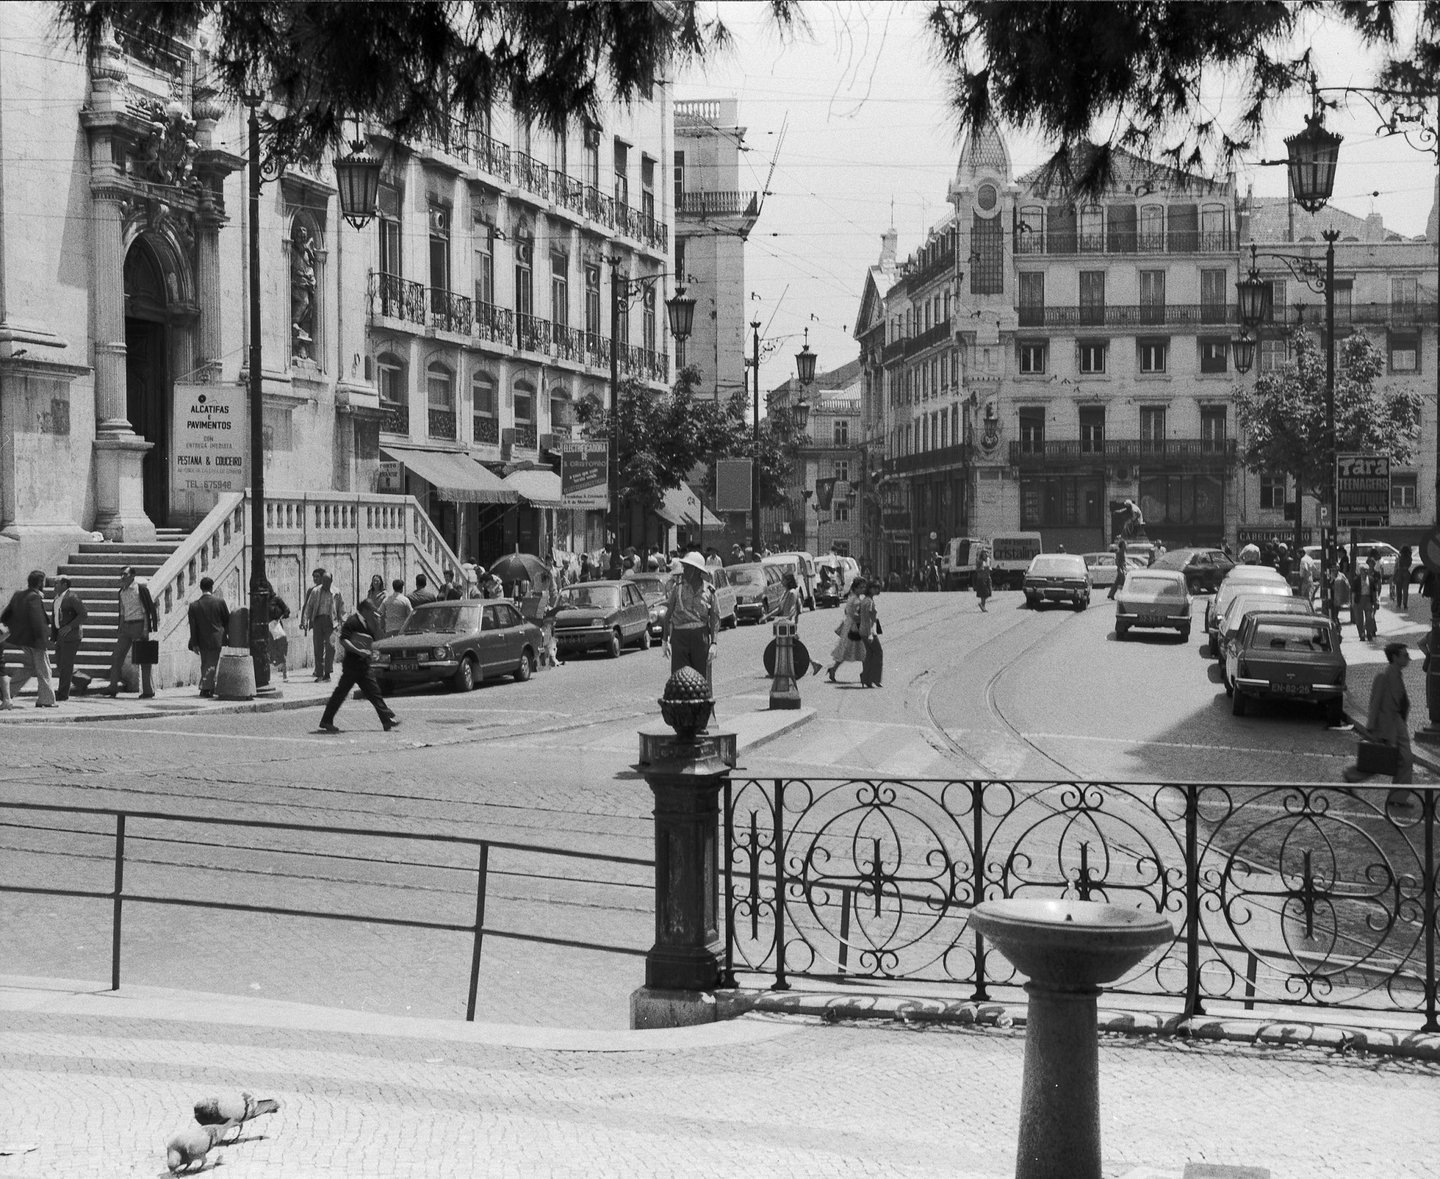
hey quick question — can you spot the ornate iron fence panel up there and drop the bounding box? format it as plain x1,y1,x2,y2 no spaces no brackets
723,777,1439,1030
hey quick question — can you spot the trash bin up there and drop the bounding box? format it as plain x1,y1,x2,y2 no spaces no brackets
227,606,250,649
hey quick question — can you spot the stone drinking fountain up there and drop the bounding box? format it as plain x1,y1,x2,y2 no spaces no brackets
969,897,1174,1179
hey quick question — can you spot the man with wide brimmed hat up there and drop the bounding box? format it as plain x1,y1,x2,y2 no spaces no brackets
662,550,719,684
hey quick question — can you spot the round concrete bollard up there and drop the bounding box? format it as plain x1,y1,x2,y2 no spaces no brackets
213,647,256,700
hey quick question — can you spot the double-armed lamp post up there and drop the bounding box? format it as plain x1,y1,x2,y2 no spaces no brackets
749,323,817,551
246,97,383,687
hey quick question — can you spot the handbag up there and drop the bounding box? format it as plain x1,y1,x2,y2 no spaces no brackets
132,638,160,666
268,619,287,641
1356,740,1400,776
847,629,862,641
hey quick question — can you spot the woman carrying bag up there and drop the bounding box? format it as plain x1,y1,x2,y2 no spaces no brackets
826,579,874,684
265,579,291,682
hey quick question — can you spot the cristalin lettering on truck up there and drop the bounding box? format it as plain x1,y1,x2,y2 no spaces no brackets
987,532,1044,590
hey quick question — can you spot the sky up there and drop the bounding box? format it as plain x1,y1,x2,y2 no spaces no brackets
673,1,1439,385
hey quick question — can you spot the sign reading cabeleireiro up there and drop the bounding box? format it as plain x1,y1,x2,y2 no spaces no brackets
560,441,608,509
1335,453,1390,529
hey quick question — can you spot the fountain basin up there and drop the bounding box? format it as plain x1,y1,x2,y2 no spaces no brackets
970,898,1173,989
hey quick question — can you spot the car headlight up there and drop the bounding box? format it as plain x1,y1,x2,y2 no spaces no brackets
373,651,389,664
592,618,606,628
431,646,449,659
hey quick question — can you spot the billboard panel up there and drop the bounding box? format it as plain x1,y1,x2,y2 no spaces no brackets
560,441,609,509
1335,453,1390,529
714,459,753,512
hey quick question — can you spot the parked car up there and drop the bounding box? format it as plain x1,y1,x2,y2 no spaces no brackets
1227,612,1346,725
1022,553,1092,610
1205,567,1291,655
373,600,541,692
707,565,739,628
551,580,652,657
1082,551,1141,589
815,555,860,606
1150,547,1235,595
1215,593,1317,686
729,562,785,623
1351,541,1401,583
1122,541,1158,567
626,571,674,637
1114,568,1191,639
764,551,817,609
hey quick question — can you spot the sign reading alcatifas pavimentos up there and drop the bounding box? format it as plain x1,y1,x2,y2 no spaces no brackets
560,441,608,509
172,383,245,494
1335,453,1390,529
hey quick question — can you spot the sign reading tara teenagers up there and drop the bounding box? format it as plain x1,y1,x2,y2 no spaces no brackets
1335,453,1391,529
560,441,609,509
172,383,245,493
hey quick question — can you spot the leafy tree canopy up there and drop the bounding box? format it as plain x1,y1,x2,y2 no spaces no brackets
55,1,798,163
1233,330,1422,499
927,0,1440,195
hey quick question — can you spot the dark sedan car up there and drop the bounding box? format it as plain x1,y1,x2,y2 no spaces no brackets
551,580,651,657
1228,612,1346,725
372,600,541,692
1150,547,1235,595
626,571,674,637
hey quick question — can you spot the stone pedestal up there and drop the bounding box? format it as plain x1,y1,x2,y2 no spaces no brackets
630,729,735,1030
92,433,156,542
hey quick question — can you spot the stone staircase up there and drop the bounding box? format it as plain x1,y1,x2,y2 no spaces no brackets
48,529,187,685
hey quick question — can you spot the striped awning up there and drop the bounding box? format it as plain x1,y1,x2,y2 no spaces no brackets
382,446,517,504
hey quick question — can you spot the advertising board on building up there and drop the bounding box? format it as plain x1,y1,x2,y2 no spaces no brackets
560,441,608,509
881,509,911,532
714,459,753,512
1335,453,1390,529
171,383,245,495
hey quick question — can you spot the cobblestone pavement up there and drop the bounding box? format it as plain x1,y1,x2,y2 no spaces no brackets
2,980,1438,1179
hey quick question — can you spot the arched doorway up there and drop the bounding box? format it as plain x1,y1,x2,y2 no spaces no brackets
124,239,171,526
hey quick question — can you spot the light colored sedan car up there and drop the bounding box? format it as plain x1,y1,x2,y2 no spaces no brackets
1082,552,1141,589
1204,566,1290,653
1216,593,1316,687
1114,569,1191,639
1228,612,1346,725
1023,553,1092,610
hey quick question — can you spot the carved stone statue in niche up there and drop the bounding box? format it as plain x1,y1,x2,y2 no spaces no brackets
290,222,317,361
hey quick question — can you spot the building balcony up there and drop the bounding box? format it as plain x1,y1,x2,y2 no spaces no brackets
473,301,514,347
472,414,499,445
1266,301,1440,328
369,272,427,325
621,344,669,385
584,185,615,229
1007,438,1239,470
1015,229,1236,256
476,132,511,182
554,173,587,217
882,338,908,364
885,442,973,475
904,318,952,356
900,247,956,291
1016,304,1238,329
552,323,587,365
429,288,473,335
513,421,538,450
586,331,611,370
378,400,409,435
513,151,552,202
428,407,457,442
677,190,760,219
517,312,552,355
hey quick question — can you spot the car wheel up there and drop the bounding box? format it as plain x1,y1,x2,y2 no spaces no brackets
1231,688,1247,716
1179,625,1191,641
1116,623,1129,639
452,656,476,692
1075,595,1088,611
1324,698,1344,726
607,628,622,659
638,627,651,650
514,648,534,682
1208,633,1218,659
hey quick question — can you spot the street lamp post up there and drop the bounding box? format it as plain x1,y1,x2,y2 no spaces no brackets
748,324,816,553
606,264,694,577
245,98,381,688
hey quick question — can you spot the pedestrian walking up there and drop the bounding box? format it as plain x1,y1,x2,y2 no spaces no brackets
974,552,993,611
186,577,230,696
1298,547,1318,605
1346,641,1414,785
409,573,438,607
860,582,883,688
380,578,413,636
365,573,386,611
104,565,157,698
439,568,462,600
266,579,291,682
1,570,57,707
826,580,874,683
318,600,399,734
1354,557,1379,641
1107,539,1127,601
662,552,720,690
1395,545,1413,609
0,615,12,710
300,568,342,682
50,575,87,700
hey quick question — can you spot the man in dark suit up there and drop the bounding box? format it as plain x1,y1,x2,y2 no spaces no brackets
187,577,230,696
409,573,438,607
2,570,57,707
50,575,87,701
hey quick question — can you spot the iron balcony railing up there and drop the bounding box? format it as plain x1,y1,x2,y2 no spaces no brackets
724,777,1440,1031
1008,438,1238,468
1266,301,1440,329
554,173,587,217
0,801,650,1024
901,247,957,291
886,442,974,475
513,421,538,450
378,400,409,435
429,288,473,335
586,331,612,370
473,301,514,347
428,407,457,442
584,185,615,228
513,151,551,201
516,312,551,355
472,414,499,445
904,318,952,357
1017,304,1238,328
1015,229,1237,256
422,116,474,165
882,338,908,364
677,190,760,218
370,272,427,325
552,323,586,365
476,132,511,181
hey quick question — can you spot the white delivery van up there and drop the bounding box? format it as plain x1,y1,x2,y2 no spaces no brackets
765,551,818,609
988,532,1044,590
943,536,987,590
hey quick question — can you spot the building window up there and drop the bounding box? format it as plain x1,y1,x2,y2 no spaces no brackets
514,231,534,319
1079,406,1104,453
642,285,657,353
1018,272,1045,325
585,263,602,340
971,215,1003,294
834,419,849,445
1259,335,1288,373
1079,271,1105,325
1393,276,1418,309
834,503,850,523
1199,338,1229,373
1018,340,1048,374
613,140,629,210
378,185,401,277
428,203,451,294
1201,406,1227,452
472,371,496,416
1200,268,1228,323
474,234,494,307
673,149,685,208
835,459,850,483
1078,204,1103,251
1267,278,1288,324
583,122,601,188
1390,332,1419,372
378,353,406,406
1078,340,1107,374
1019,407,1045,454
1138,338,1169,374
1260,474,1286,510
1139,270,1166,324
1138,204,1164,250
1140,406,1166,452
427,362,456,440
550,251,569,328
1020,475,1104,529
513,379,535,423
1393,473,1418,509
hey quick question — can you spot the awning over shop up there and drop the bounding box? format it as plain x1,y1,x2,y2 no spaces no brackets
502,467,566,509
655,490,687,527
658,481,722,529
382,446,517,504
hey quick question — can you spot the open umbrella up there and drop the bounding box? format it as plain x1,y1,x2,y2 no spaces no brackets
488,552,549,595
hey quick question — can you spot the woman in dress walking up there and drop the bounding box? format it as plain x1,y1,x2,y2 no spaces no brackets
826,579,874,683
974,551,994,612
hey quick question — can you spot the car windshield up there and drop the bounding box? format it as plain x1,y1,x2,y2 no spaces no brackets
628,577,669,600
1225,595,1311,625
559,586,620,610
1127,574,1185,597
1251,621,1334,652
1084,554,1114,568
402,605,480,635
730,568,767,587
1029,556,1083,576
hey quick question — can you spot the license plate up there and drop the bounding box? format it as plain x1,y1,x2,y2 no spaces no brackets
1270,681,1310,696
1140,612,1165,625
391,661,417,672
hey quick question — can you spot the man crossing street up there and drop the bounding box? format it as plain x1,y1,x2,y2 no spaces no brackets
318,599,399,734
187,577,230,696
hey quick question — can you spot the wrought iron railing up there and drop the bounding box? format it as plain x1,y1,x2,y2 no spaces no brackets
430,288,473,335
1017,304,1238,328
1008,438,1238,467
584,185,615,228
586,331,611,369
428,407,457,441
473,301,514,347
513,421,538,449
554,173,587,217
1016,230,1236,256
0,801,649,1023
476,132,511,180
513,151,551,201
552,323,586,364
905,318,952,356
724,777,1440,1030
370,272,427,325
472,414,499,445
516,312,551,354
379,400,409,436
